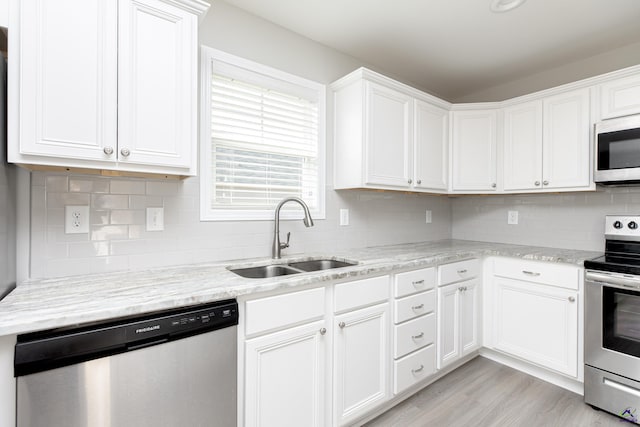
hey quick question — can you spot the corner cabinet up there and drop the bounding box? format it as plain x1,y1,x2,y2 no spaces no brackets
450,109,498,192
8,0,208,176
332,68,451,193
502,88,593,192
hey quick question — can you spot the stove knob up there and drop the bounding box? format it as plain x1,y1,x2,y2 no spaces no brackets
629,221,638,230
614,221,623,229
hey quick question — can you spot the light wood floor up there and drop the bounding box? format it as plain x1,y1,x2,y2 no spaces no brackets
364,357,627,427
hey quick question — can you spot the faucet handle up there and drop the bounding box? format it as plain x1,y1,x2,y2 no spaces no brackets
280,232,291,250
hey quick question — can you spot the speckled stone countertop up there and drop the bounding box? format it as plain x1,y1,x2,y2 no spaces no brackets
0,239,600,336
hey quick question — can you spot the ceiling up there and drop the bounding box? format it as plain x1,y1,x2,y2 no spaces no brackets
220,0,640,101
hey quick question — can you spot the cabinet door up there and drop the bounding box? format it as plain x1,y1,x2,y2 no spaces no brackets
600,73,640,120
118,0,197,170
414,100,448,191
451,110,498,191
364,82,412,188
245,320,327,427
542,88,591,190
437,283,460,369
460,279,480,357
14,0,118,162
503,101,543,191
334,302,389,426
493,277,578,377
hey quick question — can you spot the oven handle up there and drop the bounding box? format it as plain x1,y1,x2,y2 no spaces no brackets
586,271,640,290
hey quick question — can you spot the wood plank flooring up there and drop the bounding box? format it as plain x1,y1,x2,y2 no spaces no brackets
364,357,628,427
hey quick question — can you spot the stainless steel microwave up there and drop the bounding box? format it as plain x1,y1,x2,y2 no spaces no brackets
595,114,640,184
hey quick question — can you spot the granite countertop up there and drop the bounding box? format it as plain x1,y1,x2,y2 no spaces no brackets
0,239,600,336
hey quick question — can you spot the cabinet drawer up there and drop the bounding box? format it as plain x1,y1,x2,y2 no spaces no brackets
245,287,325,336
394,313,435,359
394,344,436,395
394,267,436,297
438,259,480,286
493,257,579,290
334,275,389,313
394,290,435,324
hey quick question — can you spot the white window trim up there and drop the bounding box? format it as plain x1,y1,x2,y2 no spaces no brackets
199,47,326,221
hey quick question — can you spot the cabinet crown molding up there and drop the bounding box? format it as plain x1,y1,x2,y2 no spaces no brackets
156,0,210,16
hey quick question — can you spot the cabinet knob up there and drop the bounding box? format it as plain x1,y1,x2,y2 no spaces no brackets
417,180,422,185
408,179,413,184
120,148,131,157
412,364,424,374
338,322,346,329
543,180,549,186
568,296,576,302
491,183,497,188
319,327,327,335
103,146,114,156
534,181,540,186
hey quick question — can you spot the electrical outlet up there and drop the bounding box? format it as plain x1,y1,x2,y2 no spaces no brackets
426,210,432,224
339,209,349,226
65,205,90,234
146,207,164,231
507,210,519,225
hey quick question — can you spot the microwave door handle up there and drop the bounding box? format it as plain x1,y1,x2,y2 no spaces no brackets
586,271,640,290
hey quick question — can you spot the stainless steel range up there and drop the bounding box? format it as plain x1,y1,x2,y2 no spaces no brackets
584,215,640,424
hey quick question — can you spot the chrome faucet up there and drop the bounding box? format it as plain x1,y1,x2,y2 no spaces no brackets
272,197,314,259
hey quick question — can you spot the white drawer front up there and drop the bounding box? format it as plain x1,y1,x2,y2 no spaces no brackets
394,313,435,359
438,259,480,286
493,257,579,290
394,290,435,324
334,275,390,313
245,287,325,336
394,344,436,395
394,267,436,298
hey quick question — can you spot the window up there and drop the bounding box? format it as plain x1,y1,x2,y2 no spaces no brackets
200,47,326,221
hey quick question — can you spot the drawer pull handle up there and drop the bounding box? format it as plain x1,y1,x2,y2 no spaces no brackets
412,280,425,286
319,327,327,335
457,269,468,275
412,364,424,374
412,332,424,340
522,270,541,277
412,304,424,311
338,322,346,329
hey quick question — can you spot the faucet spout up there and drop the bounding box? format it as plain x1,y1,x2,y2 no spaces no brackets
272,197,314,259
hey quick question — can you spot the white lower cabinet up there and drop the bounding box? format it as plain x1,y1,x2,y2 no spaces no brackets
437,279,480,369
244,320,327,427
490,258,580,378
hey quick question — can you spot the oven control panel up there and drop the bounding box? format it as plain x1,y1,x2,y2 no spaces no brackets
605,215,640,240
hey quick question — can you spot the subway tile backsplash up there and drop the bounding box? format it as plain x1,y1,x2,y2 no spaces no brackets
30,171,452,279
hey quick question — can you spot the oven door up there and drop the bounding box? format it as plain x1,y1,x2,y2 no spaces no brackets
586,270,640,379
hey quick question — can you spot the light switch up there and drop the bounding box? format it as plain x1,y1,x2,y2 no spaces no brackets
426,210,432,224
146,207,164,231
339,209,349,226
507,210,519,225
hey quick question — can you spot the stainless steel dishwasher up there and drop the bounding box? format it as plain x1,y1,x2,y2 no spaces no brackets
14,299,238,427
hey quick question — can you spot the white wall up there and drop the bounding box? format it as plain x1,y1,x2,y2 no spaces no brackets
451,187,640,252
26,1,452,279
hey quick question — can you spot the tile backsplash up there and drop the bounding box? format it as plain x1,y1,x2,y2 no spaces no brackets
30,171,452,279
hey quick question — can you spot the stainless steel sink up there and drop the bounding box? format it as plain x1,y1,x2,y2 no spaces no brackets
229,264,302,279
228,258,358,278
287,259,357,272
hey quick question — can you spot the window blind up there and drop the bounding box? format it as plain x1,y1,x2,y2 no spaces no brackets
210,74,320,211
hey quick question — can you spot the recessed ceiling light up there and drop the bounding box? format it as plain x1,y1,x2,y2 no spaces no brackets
491,0,527,13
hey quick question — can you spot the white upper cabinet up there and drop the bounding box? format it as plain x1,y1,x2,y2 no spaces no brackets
332,68,451,193
365,81,413,188
599,73,640,120
451,109,498,192
542,88,591,190
9,0,208,176
414,100,448,191
503,101,544,191
503,88,592,192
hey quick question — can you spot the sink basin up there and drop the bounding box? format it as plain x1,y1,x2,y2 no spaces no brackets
229,264,302,279
287,259,357,272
